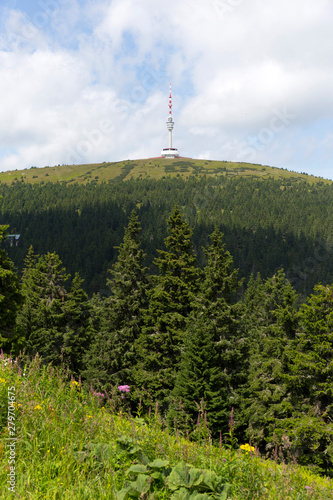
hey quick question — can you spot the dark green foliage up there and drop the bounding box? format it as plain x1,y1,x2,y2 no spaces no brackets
62,273,92,376
284,284,333,473
296,283,333,413
84,211,149,393
17,249,91,374
2,175,333,297
168,315,224,436
242,270,299,444
135,206,201,409
1,182,333,475
168,229,244,436
0,225,23,351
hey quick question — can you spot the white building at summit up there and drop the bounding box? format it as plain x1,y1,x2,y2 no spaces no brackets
161,84,180,158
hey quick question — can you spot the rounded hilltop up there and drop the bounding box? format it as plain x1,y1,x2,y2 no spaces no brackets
0,158,330,185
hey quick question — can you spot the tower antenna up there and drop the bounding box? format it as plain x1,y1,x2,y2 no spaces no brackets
161,83,180,158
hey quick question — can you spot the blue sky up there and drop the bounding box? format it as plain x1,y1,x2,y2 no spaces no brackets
0,0,333,179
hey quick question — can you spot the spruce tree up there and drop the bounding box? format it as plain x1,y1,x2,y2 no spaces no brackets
0,225,23,352
168,228,244,436
286,284,333,473
242,270,299,445
84,210,149,392
135,206,201,410
296,283,333,415
18,249,91,372
62,273,92,376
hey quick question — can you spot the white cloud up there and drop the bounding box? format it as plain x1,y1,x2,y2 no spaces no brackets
0,0,332,178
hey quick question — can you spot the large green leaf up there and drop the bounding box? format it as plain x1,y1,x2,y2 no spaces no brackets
188,467,205,488
170,488,191,500
126,464,148,475
167,462,191,490
171,490,212,500
216,484,231,500
148,458,170,469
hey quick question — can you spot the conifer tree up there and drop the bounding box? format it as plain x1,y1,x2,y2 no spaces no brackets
243,270,299,445
296,283,333,414
168,228,244,436
18,249,91,372
286,284,333,472
0,225,23,352
135,206,201,410
84,210,149,392
62,273,92,376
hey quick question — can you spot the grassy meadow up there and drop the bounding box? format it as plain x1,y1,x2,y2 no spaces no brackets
0,352,332,499
0,158,330,185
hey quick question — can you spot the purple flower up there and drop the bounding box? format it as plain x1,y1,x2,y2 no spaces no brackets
118,385,130,393
229,407,234,434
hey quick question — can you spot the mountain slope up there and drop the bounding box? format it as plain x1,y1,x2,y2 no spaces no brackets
1,158,333,298
0,158,330,185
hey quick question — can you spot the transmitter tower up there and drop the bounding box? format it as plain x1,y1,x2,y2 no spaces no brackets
161,84,179,158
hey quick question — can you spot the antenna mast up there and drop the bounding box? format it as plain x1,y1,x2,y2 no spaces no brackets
161,83,179,158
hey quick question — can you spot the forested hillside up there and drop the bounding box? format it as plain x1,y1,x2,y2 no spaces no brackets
0,159,333,298
1,205,333,479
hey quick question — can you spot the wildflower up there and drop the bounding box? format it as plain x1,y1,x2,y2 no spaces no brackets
229,407,234,435
0,378,6,384
90,384,105,398
71,380,79,386
240,443,255,453
118,385,130,399
34,405,42,410
118,385,130,393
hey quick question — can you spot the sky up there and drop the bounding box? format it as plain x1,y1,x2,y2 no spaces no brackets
0,0,333,179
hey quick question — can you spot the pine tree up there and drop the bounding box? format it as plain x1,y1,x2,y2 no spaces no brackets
168,228,244,436
242,270,299,445
18,250,69,363
84,210,149,393
296,283,333,414
62,273,92,376
285,284,333,473
18,249,91,371
0,225,23,352
135,206,201,410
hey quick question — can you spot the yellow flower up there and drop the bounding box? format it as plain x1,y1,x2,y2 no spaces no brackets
240,443,255,453
34,405,42,410
71,380,79,386
0,378,6,384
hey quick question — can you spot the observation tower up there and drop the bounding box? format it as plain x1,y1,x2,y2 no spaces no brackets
161,84,180,158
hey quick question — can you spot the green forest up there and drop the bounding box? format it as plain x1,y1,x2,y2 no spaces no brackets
1,170,333,479
1,166,333,300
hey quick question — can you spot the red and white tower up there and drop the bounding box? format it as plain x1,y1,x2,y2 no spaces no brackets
161,84,180,158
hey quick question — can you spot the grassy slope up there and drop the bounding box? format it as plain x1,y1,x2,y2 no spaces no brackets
0,158,331,185
1,353,332,499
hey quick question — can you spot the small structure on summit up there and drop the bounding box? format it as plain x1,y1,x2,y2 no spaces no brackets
7,234,20,247
161,84,180,158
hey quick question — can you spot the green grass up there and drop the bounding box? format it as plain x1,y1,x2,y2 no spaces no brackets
0,158,331,186
1,353,332,499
